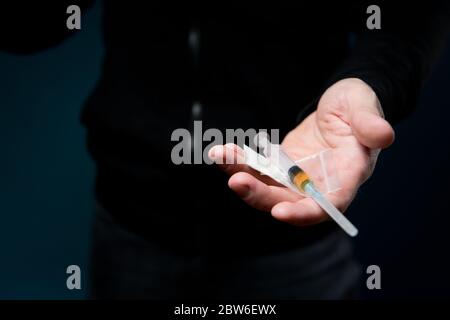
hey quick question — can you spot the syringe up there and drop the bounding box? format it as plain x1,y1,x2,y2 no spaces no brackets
256,134,358,237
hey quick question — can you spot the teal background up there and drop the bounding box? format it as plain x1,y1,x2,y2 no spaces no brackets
0,1,103,298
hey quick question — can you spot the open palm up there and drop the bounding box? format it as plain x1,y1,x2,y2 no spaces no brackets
209,78,395,226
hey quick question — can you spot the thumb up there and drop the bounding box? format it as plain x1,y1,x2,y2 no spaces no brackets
349,106,395,149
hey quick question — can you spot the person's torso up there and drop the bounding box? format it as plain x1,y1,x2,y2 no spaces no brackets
82,3,352,247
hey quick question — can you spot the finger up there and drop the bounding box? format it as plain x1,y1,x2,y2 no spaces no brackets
228,172,301,212
350,107,395,149
208,143,247,175
209,144,282,186
271,197,328,226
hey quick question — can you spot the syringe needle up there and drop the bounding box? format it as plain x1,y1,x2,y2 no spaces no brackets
303,182,359,237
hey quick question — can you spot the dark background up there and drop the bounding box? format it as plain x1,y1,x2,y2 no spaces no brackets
0,2,449,299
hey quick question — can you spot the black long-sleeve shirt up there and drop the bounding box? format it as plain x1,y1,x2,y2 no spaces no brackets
1,1,449,255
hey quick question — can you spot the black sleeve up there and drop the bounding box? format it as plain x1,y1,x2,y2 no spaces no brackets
0,1,93,54
298,1,450,125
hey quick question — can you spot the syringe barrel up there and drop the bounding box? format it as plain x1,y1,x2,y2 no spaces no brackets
255,132,297,172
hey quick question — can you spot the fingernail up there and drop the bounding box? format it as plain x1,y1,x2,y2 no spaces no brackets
272,206,286,217
208,146,218,161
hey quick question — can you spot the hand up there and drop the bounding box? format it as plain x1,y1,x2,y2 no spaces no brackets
209,78,395,226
